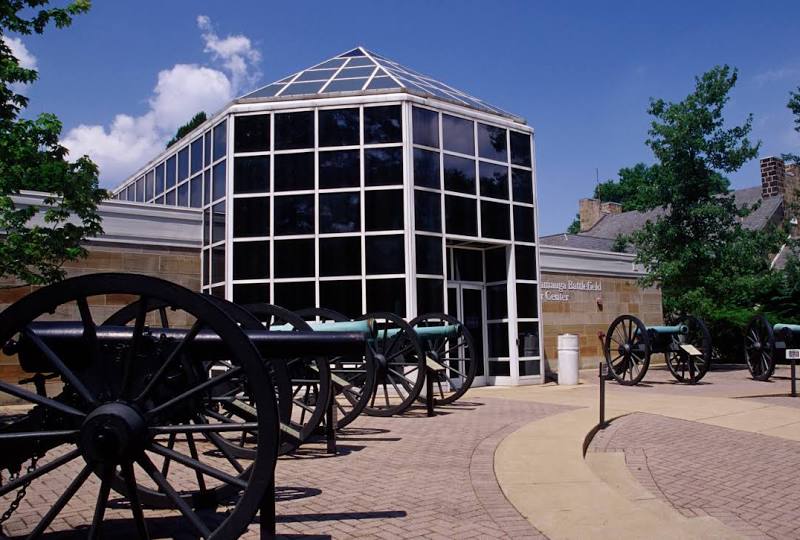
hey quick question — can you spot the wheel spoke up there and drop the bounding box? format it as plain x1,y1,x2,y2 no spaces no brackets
27,462,92,538
87,464,114,540
0,429,78,442
147,365,242,417
149,442,247,489
23,328,97,407
138,454,210,539
120,461,150,540
135,319,204,404
0,448,81,497
0,380,85,419
150,422,259,434
120,296,149,398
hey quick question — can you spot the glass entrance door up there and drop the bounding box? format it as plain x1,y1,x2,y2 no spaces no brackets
448,284,487,386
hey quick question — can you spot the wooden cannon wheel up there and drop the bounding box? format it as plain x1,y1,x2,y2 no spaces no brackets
744,315,777,381
603,314,651,385
664,315,712,384
295,307,376,430
0,273,278,539
408,312,478,406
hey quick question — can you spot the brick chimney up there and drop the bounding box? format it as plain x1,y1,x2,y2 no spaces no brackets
785,162,799,207
600,201,623,215
761,156,786,198
578,199,602,232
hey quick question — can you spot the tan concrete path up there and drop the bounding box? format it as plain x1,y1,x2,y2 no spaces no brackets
468,366,800,539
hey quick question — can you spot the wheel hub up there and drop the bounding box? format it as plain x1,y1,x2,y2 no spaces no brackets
79,402,148,463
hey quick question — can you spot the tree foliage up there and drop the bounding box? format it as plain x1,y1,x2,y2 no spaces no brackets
631,66,786,328
782,86,800,164
593,163,659,211
0,0,105,285
166,111,207,148
566,213,580,234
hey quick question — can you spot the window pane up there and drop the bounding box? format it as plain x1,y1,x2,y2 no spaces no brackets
233,197,269,237
319,149,360,189
511,168,534,203
204,130,212,167
453,249,483,281
510,131,532,167
274,282,315,312
274,195,314,235
211,246,225,284
212,202,225,243
135,177,144,201
518,323,540,357
190,175,202,207
517,283,539,318
479,162,509,199
203,208,210,245
165,189,176,205
320,280,362,318
364,147,403,186
412,106,438,148
233,241,269,280
514,205,535,242
202,249,209,285
166,156,176,189
415,235,442,275
274,239,314,277
443,154,475,194
233,283,269,305
203,170,211,206
489,360,510,376
413,148,440,189
487,283,507,319
519,359,540,375
191,137,203,175
487,323,509,357
445,195,477,236
319,237,361,276
417,278,444,314
364,105,402,144
481,200,510,240
319,108,359,147
155,163,165,195
213,120,227,161
477,123,507,162
320,192,360,233
145,170,154,200
178,182,189,206
212,160,226,200
234,156,269,194
485,247,506,282
515,245,537,280
365,190,403,231
274,152,314,191
235,114,270,153
414,190,441,233
274,111,313,150
365,235,404,274
211,286,224,298
442,114,474,155
366,278,406,316
178,147,189,182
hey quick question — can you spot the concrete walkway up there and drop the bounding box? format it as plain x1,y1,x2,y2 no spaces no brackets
469,365,800,539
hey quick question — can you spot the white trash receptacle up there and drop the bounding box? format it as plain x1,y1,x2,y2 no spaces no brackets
557,333,580,385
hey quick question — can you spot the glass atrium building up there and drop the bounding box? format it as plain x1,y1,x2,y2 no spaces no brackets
112,47,543,385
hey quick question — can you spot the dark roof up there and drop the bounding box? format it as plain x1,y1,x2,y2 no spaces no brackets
581,187,784,240
538,233,630,252
241,46,519,120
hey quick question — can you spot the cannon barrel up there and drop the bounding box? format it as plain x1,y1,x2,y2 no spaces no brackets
17,322,366,373
646,324,689,335
270,319,374,335
385,324,460,340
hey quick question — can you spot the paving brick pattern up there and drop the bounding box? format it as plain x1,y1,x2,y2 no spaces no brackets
1,397,568,539
589,412,800,539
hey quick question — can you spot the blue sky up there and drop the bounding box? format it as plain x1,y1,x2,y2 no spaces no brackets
10,0,800,234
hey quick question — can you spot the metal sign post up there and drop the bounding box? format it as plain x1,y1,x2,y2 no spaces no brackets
787,349,799,397
598,360,607,427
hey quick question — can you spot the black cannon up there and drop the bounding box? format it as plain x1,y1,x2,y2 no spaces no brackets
0,273,366,539
744,315,800,382
602,314,712,385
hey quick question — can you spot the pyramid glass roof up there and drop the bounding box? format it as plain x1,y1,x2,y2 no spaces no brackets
242,47,517,120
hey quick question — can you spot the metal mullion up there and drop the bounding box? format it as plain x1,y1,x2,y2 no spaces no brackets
318,275,361,282
529,131,544,383
318,60,350,94
359,104,367,315
364,273,407,280
232,192,270,199
269,110,275,304
273,277,316,283
401,100,416,319
232,236,270,243
314,107,320,309
362,184,404,192
231,278,270,285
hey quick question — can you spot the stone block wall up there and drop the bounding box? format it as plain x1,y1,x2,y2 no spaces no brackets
540,272,662,371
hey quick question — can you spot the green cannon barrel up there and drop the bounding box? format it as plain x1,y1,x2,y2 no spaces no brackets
646,324,689,335
385,324,460,340
270,319,374,335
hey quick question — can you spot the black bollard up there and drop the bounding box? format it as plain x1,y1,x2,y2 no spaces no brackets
426,368,435,417
326,390,337,454
599,361,606,427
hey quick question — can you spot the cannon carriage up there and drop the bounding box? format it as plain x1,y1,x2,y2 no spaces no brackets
0,272,481,537
743,315,800,381
602,314,712,385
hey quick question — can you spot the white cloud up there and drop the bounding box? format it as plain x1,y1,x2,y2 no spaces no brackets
197,15,261,94
61,16,259,187
753,65,800,87
3,35,37,70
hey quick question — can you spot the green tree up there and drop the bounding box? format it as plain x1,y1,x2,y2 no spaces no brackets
631,65,783,321
166,111,207,148
783,86,800,164
593,163,659,211
0,0,106,285
566,213,581,234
